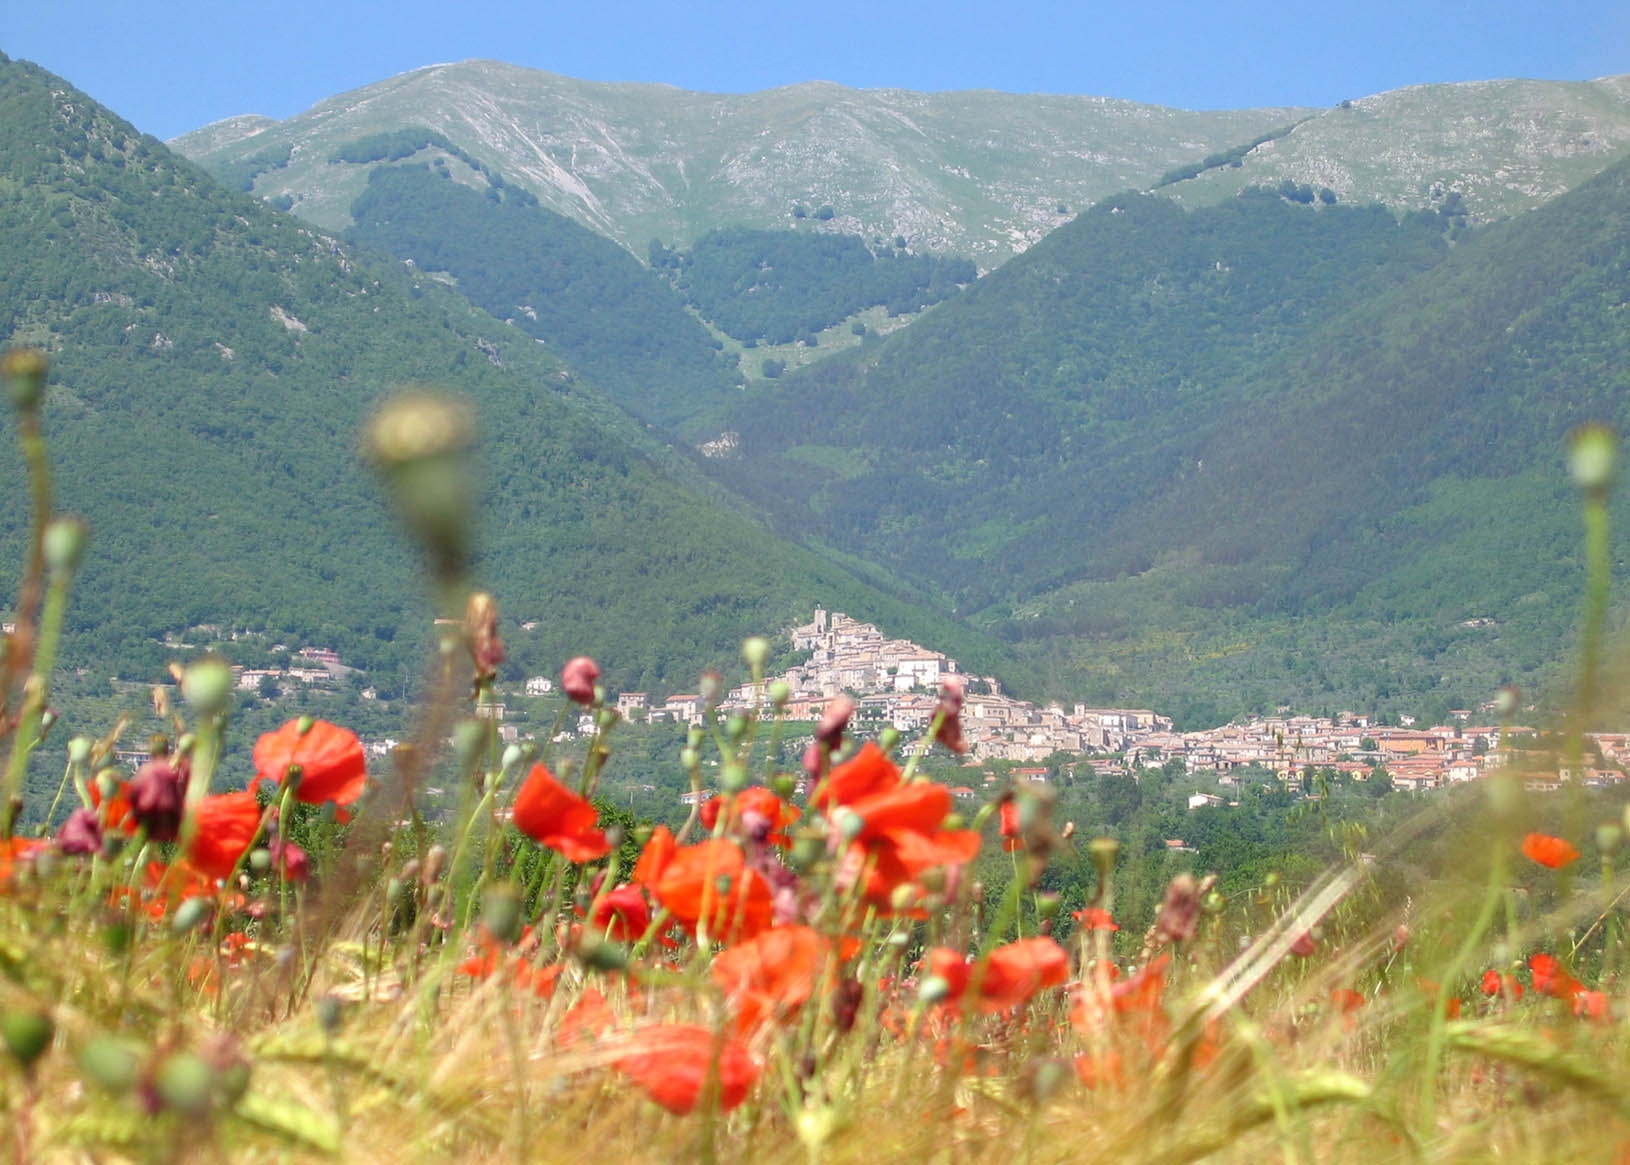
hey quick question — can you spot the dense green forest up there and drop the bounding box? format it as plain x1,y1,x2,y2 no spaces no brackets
649,227,976,345
347,162,740,429
0,54,1022,706
702,171,1630,717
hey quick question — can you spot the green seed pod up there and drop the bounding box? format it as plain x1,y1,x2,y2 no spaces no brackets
1089,837,1121,879
363,391,476,581
67,736,91,765
41,516,88,578
789,832,825,872
1569,423,1617,495
943,812,966,831
77,1037,141,1093
249,849,272,873
1,1009,53,1068
767,681,790,708
180,655,233,715
918,975,951,1004
878,727,900,753
770,772,797,800
154,1051,215,1117
481,882,525,945
719,761,748,794
724,714,749,742
1034,891,1062,920
741,636,771,672
834,807,866,841
171,897,213,933
1598,823,1623,856
579,938,629,972
1,347,49,414
453,719,488,772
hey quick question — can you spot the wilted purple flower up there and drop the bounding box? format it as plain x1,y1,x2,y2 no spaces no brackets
561,656,600,704
1154,872,1201,945
814,696,856,750
932,677,967,754
57,807,103,856
801,742,825,783
128,759,187,842
270,838,309,883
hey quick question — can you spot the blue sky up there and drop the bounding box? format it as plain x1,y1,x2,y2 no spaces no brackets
4,0,1627,140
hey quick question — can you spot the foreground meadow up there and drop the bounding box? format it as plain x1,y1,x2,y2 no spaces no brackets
1,350,1628,1162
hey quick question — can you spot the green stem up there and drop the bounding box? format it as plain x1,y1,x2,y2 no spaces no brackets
2,569,70,837
1419,841,1507,1135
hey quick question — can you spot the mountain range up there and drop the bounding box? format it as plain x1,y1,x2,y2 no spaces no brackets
173,61,1630,264
5,51,1630,726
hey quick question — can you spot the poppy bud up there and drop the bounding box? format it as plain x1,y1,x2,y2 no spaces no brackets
561,656,600,704
463,591,505,682
1,347,49,413
741,636,771,672
1035,892,1061,920
1,1009,52,1068
918,975,952,1004
171,897,213,934
180,656,232,715
67,736,91,765
815,697,855,749
878,727,900,753
315,994,344,1036
1598,823,1623,856
77,1037,141,1093
129,759,187,841
153,1051,214,1117
1569,423,1616,495
1089,837,1120,879
249,848,272,873
767,681,790,708
719,761,748,794
770,772,797,799
42,515,88,578
363,391,475,582
579,936,628,971
481,882,525,944
423,845,447,883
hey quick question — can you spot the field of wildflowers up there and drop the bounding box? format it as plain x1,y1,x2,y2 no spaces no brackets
1,350,1629,1162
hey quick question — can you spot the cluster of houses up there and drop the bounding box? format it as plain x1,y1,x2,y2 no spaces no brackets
597,609,1172,763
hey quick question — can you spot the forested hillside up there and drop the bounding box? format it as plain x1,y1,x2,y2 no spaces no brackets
0,53,1016,693
703,174,1630,716
347,162,741,429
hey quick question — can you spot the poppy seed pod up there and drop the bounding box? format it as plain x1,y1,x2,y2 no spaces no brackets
1,347,48,413
1568,423,1617,495
42,515,88,578
363,390,475,582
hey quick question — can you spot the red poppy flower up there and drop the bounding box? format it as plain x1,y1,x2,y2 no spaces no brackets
586,883,653,943
1521,832,1580,869
0,837,44,890
253,719,367,807
187,791,263,881
1530,952,1583,1000
711,925,829,1031
927,937,1069,1013
700,786,801,846
1330,988,1365,1014
632,824,676,887
511,764,610,862
614,1025,758,1115
998,800,1022,852
1573,989,1609,1021
652,839,773,943
834,780,981,906
557,988,617,1048
1073,907,1118,931
1289,931,1316,958
811,741,900,810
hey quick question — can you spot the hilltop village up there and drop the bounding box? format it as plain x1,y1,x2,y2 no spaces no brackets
601,610,1629,793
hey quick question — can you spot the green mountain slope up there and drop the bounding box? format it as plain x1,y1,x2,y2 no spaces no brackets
170,59,1311,263
0,53,1015,693
346,162,740,429
702,169,1630,716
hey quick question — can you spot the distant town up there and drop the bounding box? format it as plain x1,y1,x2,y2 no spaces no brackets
161,608,1622,800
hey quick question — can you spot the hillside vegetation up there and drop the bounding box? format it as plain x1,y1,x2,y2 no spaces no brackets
0,53,1016,694
703,171,1630,716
